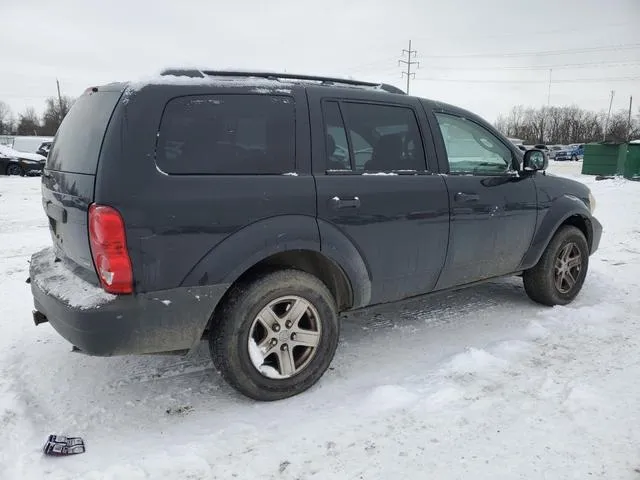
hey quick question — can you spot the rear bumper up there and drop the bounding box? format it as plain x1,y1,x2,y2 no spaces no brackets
29,248,229,356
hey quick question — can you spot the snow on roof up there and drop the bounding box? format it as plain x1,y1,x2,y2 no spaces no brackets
0,144,46,161
127,73,293,92
125,70,388,97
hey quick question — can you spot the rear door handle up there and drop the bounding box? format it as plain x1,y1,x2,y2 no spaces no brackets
330,196,361,209
454,192,480,203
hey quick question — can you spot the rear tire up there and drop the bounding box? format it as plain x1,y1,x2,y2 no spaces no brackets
523,226,589,306
209,269,339,401
6,164,24,176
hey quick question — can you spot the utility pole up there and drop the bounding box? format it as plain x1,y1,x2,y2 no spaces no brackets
547,69,552,107
603,90,615,142
56,79,64,124
399,40,419,94
627,95,633,142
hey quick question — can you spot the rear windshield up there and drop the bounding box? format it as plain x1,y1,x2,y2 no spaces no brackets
46,89,121,174
156,94,295,175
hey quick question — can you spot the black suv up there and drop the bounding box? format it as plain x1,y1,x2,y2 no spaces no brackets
29,70,602,401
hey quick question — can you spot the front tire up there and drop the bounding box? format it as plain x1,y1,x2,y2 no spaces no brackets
523,226,589,306
209,269,339,401
6,164,24,176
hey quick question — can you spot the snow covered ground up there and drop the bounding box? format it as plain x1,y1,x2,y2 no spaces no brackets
1,162,639,479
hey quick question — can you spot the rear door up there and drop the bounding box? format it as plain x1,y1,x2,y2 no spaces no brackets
309,89,450,305
426,108,538,289
43,86,122,275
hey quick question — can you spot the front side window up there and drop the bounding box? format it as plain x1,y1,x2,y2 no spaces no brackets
157,94,295,175
435,113,512,175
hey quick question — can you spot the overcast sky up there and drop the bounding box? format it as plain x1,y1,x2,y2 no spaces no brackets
2,0,639,122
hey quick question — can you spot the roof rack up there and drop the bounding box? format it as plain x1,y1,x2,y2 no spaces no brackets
159,68,406,95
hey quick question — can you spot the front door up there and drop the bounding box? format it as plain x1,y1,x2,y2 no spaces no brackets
309,93,450,305
430,111,538,289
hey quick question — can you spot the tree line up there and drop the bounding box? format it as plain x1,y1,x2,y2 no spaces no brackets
0,97,74,137
495,105,640,145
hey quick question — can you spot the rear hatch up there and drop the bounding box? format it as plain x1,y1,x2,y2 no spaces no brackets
43,86,123,278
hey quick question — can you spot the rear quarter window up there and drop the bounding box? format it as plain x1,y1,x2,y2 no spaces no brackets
156,94,295,175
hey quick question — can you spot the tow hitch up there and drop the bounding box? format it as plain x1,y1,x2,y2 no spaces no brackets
33,310,48,326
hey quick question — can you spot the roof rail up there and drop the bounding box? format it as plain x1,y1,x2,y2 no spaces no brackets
159,68,406,94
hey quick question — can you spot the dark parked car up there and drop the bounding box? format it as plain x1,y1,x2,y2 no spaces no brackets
29,70,602,401
36,141,53,157
0,144,46,176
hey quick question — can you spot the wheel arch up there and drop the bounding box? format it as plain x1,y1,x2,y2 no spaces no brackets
211,249,354,324
521,195,593,270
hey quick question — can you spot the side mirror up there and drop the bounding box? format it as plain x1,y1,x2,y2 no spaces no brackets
523,149,548,171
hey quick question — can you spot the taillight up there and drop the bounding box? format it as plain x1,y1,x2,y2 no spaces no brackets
88,204,133,294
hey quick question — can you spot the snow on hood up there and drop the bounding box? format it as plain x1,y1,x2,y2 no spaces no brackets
0,144,45,162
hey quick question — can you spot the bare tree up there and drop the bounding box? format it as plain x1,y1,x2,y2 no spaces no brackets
495,105,637,144
17,107,41,136
0,101,12,134
41,96,74,136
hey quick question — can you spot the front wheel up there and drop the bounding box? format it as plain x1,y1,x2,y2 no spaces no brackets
523,226,589,306
6,164,24,176
209,269,339,401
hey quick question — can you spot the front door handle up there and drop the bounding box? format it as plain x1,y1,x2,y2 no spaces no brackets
330,196,361,209
454,192,480,203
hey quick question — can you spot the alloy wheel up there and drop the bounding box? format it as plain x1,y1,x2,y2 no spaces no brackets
554,242,582,294
248,296,322,379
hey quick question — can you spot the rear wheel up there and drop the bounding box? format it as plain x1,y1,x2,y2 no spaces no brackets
6,164,24,176
209,269,339,401
523,226,589,306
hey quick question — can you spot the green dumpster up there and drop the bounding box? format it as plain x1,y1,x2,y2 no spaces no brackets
625,144,640,179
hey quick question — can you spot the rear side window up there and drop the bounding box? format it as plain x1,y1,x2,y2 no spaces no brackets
322,101,426,173
47,90,121,174
157,95,295,175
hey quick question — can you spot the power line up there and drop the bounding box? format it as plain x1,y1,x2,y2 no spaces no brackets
399,40,419,94
420,43,640,59
422,60,640,72
414,75,640,84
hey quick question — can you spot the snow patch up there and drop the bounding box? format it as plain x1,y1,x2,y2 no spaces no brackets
444,347,509,376
30,248,115,309
250,87,271,94
423,386,465,409
161,300,171,306
363,385,419,412
282,172,298,176
127,73,293,93
488,339,533,360
525,321,550,340
362,172,398,176
563,384,603,414
248,338,282,379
